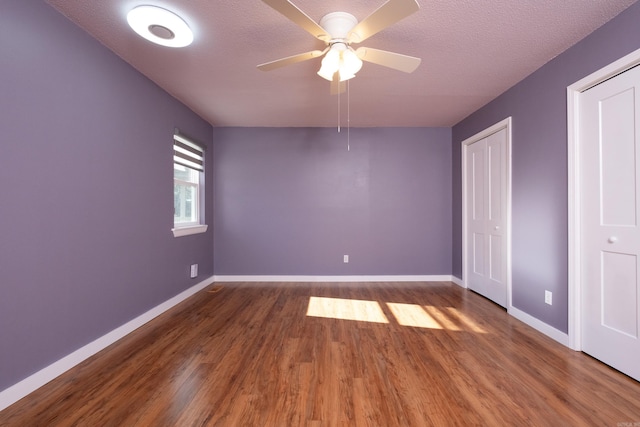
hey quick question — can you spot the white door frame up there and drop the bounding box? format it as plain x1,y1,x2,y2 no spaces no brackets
567,47,640,351
461,117,513,310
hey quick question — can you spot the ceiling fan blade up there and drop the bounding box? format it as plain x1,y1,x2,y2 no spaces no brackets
257,50,326,71
347,0,419,44
330,73,346,95
262,0,330,41
356,47,421,73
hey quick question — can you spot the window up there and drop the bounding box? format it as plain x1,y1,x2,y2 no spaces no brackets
174,164,199,224
172,132,208,237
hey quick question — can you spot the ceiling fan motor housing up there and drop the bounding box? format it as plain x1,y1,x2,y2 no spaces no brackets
319,12,358,42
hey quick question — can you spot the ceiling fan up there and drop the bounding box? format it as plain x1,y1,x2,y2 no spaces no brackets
257,0,422,92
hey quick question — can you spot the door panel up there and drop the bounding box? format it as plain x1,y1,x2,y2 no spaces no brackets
472,149,485,221
490,235,503,282
600,88,637,226
473,233,485,275
580,64,640,381
488,139,503,222
601,251,638,338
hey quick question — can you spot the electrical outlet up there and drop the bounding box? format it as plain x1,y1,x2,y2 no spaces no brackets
343,255,349,263
545,290,552,305
190,264,198,278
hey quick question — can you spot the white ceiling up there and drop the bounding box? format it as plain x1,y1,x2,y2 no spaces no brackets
47,0,636,127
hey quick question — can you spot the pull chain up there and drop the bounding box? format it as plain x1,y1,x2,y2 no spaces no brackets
337,83,341,133
347,80,350,151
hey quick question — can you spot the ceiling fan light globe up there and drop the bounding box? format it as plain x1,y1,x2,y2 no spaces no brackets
341,49,363,76
317,60,336,80
323,49,341,69
317,49,341,81
317,67,335,81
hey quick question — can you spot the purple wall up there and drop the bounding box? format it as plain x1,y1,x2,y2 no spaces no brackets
0,1,213,391
213,127,452,275
452,2,640,332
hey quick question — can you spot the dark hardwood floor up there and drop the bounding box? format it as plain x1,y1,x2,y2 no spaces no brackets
1,281,639,426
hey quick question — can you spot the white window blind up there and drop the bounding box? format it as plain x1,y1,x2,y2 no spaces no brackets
173,133,204,171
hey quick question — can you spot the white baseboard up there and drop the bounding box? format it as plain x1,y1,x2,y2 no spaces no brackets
450,276,465,288
212,275,456,283
0,275,215,412
508,305,570,347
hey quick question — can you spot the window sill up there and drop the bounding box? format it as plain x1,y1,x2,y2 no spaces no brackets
172,224,208,237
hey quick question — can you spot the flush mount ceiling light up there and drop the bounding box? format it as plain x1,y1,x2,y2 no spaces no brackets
127,5,193,48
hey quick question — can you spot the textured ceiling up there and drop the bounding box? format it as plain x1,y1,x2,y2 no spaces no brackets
46,0,636,127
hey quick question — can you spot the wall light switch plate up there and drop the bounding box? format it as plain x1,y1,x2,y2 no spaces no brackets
545,290,552,305
190,264,198,278
343,255,349,263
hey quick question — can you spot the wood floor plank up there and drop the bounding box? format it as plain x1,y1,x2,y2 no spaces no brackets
2,281,640,426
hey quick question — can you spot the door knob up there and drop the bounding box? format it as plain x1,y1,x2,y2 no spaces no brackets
608,236,618,243
494,226,500,230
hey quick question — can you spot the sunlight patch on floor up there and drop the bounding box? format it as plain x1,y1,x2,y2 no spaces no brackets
386,303,443,329
306,297,488,332
422,305,462,331
443,307,487,333
306,297,389,323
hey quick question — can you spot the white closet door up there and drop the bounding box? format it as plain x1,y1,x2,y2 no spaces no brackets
580,65,640,381
466,129,507,307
